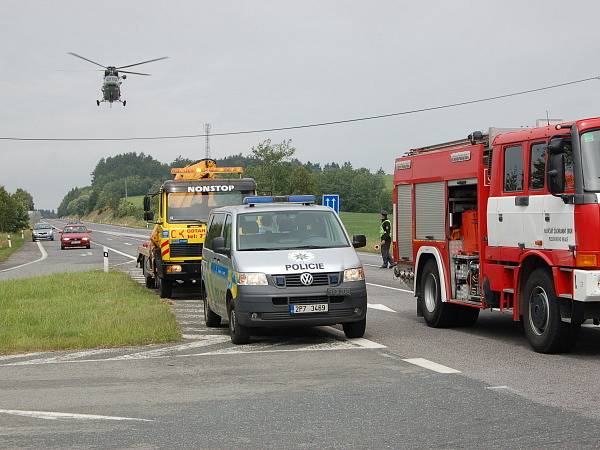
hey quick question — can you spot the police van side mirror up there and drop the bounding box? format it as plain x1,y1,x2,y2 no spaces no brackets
547,137,566,155
352,234,367,248
143,195,151,212
143,211,154,221
547,153,566,195
213,236,230,256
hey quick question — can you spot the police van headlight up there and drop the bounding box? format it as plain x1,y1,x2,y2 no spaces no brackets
235,272,268,286
343,267,365,282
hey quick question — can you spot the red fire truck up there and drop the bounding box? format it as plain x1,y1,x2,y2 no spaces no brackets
392,117,600,353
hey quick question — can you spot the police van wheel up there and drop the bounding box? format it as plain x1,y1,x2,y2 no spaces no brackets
523,268,580,353
418,259,456,328
157,276,172,299
204,297,221,327
342,318,366,338
229,306,249,345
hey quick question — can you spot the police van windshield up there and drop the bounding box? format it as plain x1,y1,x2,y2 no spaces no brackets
237,210,350,251
167,192,243,222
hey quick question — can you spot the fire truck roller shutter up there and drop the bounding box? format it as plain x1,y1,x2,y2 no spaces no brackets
396,184,413,261
415,182,446,241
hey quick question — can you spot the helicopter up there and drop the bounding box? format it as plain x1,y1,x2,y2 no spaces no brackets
68,52,168,106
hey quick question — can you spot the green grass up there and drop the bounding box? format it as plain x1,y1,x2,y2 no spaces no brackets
339,212,380,253
124,195,144,208
0,230,30,262
0,271,181,354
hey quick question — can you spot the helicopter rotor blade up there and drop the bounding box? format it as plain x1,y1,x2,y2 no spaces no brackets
67,52,106,68
117,56,168,69
119,70,151,76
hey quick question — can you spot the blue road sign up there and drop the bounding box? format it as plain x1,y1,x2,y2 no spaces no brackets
322,194,340,214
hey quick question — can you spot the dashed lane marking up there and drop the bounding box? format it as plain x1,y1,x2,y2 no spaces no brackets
486,385,510,390
366,282,413,294
401,358,460,374
124,242,132,246
0,409,153,422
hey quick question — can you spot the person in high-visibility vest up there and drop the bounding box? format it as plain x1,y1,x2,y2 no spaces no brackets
379,210,395,268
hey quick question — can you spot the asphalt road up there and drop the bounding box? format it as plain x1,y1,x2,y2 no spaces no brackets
2,219,600,448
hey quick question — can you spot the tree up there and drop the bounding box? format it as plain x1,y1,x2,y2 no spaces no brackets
12,188,34,211
246,139,296,195
288,165,316,195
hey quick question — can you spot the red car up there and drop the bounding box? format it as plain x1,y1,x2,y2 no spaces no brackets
60,225,92,250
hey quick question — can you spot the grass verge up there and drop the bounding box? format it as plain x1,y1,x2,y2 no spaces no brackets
339,212,380,253
0,230,30,262
0,270,181,354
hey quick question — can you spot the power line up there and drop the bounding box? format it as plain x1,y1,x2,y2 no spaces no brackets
1,75,598,142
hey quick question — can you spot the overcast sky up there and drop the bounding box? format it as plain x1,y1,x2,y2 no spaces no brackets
2,0,600,209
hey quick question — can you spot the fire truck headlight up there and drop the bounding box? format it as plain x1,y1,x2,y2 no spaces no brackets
235,272,268,286
344,267,365,282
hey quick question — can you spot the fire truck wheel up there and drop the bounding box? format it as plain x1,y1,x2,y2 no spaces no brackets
204,297,221,327
523,268,580,353
157,276,172,299
419,259,456,327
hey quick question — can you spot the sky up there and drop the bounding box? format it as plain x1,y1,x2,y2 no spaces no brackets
2,0,600,209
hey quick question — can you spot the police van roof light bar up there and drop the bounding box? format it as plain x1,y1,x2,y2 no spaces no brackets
243,195,316,206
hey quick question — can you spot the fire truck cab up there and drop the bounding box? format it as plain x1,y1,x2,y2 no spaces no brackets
393,117,600,353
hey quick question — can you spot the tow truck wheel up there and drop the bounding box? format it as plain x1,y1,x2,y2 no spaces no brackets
228,304,249,345
523,268,580,353
157,276,172,299
342,318,366,338
418,259,456,327
204,297,221,327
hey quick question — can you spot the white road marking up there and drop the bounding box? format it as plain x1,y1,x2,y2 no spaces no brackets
0,241,48,273
324,326,386,348
8,348,125,365
96,243,136,260
366,282,413,294
486,385,509,390
182,334,206,340
402,358,460,374
368,303,396,313
107,238,113,241
364,263,385,268
0,352,45,361
124,242,132,246
107,336,230,360
178,314,202,318
0,409,153,422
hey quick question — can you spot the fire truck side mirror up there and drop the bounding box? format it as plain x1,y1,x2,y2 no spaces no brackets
143,211,154,222
547,153,566,195
143,195,151,212
352,234,367,248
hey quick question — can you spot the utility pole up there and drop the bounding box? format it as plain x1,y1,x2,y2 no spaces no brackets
204,123,211,160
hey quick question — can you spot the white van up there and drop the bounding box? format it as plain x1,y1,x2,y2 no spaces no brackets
201,195,368,344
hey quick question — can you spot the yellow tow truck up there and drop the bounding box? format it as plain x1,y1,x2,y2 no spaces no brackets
137,159,256,298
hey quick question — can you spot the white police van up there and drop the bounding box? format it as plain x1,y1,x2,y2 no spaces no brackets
201,195,368,344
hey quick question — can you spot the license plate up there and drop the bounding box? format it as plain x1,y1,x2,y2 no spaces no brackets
71,240,80,244
327,287,351,296
290,303,329,314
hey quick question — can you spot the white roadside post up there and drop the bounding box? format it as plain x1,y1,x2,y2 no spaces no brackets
21,230,24,239
103,246,109,272
7,234,11,248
